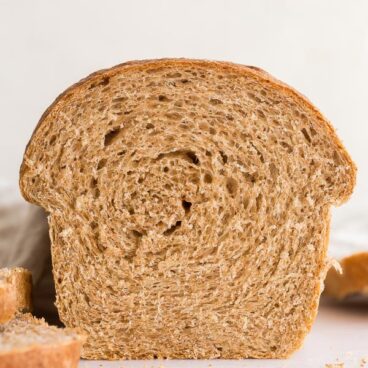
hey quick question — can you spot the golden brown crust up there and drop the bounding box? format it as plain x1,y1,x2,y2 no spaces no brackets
0,268,32,324
0,339,82,368
0,285,16,325
19,58,356,205
325,252,368,299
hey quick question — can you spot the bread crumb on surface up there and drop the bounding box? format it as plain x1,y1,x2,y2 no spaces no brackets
325,362,344,368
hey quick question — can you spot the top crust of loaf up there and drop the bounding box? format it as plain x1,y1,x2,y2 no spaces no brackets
19,58,355,205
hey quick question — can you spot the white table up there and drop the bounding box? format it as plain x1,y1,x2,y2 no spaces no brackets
79,300,368,368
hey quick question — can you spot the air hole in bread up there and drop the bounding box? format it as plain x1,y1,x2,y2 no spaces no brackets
182,200,192,213
90,178,98,188
256,193,263,211
96,243,107,252
243,172,256,183
219,151,228,164
158,95,169,102
104,127,122,146
280,141,293,153
226,177,238,196
112,97,127,104
186,151,200,165
301,128,311,143
49,135,57,145
163,221,181,236
163,167,169,173
146,123,154,129
166,72,182,78
131,230,143,238
97,159,107,170
243,197,250,210
204,172,213,183
210,98,223,105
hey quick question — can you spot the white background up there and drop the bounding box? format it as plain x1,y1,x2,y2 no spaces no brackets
0,1,367,367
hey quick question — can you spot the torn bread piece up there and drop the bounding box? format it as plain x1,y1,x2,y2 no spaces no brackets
0,268,32,324
20,59,356,359
325,252,368,300
0,313,84,368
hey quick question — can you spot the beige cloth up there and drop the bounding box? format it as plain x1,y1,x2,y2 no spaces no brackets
0,184,58,324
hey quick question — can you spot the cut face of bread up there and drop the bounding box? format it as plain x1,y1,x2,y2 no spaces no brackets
325,252,368,300
0,268,32,324
0,314,83,368
19,59,356,359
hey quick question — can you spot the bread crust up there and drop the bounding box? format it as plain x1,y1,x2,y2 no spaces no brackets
0,339,82,368
19,58,356,205
325,252,368,299
0,286,16,325
0,268,32,324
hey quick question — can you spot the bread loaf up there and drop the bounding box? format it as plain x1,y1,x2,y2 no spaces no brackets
325,252,368,299
0,268,32,324
0,314,83,368
19,59,356,359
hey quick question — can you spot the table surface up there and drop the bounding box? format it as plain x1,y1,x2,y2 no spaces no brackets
79,300,368,368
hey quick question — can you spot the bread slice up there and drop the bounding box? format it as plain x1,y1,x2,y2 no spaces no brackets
325,252,368,299
0,268,32,324
19,59,356,359
0,313,83,368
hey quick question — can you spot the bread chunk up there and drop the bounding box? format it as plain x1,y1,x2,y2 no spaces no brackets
325,252,368,299
0,268,32,324
0,314,83,368
19,59,356,359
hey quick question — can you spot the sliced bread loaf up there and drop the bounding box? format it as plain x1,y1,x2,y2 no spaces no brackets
325,252,368,299
0,314,83,368
0,268,32,324
19,59,356,359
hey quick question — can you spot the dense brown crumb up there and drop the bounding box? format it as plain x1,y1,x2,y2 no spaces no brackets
19,59,356,359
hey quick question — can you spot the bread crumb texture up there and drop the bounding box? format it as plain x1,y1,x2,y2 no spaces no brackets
19,59,356,359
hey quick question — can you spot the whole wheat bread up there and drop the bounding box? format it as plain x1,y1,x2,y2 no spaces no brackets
0,314,83,368
0,268,32,324
325,252,368,299
19,59,356,359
